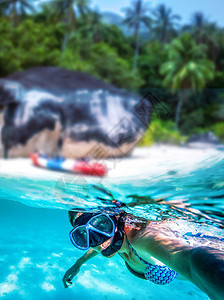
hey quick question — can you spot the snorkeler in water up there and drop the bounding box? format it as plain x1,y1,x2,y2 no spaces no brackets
63,210,224,300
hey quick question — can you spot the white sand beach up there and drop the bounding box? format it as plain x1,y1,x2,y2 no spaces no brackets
0,145,222,180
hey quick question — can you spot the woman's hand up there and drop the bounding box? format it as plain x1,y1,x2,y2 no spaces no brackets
62,249,99,288
62,264,80,288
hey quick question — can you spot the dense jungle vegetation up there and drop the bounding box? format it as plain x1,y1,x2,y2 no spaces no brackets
0,0,223,144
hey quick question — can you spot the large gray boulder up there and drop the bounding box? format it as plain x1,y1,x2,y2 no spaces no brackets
186,131,223,149
0,67,153,158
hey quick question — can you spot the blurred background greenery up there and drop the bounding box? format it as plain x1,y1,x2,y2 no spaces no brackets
0,0,223,145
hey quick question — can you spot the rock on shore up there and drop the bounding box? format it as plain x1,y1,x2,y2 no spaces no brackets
0,67,152,158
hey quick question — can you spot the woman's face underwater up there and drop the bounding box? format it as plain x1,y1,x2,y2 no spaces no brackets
71,212,117,252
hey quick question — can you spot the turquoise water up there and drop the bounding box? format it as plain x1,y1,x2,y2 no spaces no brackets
0,153,224,299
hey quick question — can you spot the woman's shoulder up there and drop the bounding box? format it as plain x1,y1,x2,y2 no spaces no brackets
124,219,148,243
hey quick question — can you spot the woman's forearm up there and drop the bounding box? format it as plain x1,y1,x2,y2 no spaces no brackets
77,248,99,266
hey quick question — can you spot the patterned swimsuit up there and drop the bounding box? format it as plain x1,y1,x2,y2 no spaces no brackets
126,239,178,285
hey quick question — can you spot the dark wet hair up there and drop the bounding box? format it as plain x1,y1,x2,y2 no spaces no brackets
68,211,79,227
68,211,96,227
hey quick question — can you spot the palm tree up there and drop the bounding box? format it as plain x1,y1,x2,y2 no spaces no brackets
191,12,207,42
52,0,75,52
204,23,224,64
123,0,152,71
181,12,208,43
184,13,223,65
85,10,106,44
34,2,56,24
152,4,180,43
160,33,215,129
0,0,34,27
52,0,90,52
76,0,90,17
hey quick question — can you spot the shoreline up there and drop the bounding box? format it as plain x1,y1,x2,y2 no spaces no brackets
0,144,222,180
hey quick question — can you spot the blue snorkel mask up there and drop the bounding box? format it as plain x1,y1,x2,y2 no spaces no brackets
69,211,125,256
69,213,116,250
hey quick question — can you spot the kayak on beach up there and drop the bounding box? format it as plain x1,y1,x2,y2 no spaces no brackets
30,153,107,177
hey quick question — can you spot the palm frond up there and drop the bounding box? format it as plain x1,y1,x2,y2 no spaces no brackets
160,33,215,91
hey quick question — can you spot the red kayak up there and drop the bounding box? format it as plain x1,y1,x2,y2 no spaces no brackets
30,153,107,177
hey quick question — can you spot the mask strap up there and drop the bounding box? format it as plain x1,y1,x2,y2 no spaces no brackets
101,215,125,257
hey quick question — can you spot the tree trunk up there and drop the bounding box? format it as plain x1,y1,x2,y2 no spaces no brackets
62,6,76,53
11,1,18,28
62,10,69,53
133,0,142,71
133,36,140,71
160,21,167,43
62,31,69,53
175,92,184,130
133,23,140,72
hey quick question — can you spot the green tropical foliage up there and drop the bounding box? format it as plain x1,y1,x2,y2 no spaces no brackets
0,18,61,75
0,1,223,144
138,41,167,89
51,0,90,51
160,33,215,128
212,122,224,142
138,119,185,146
81,9,105,44
89,42,143,89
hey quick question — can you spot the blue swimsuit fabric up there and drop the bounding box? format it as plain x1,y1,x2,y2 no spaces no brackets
127,240,178,285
